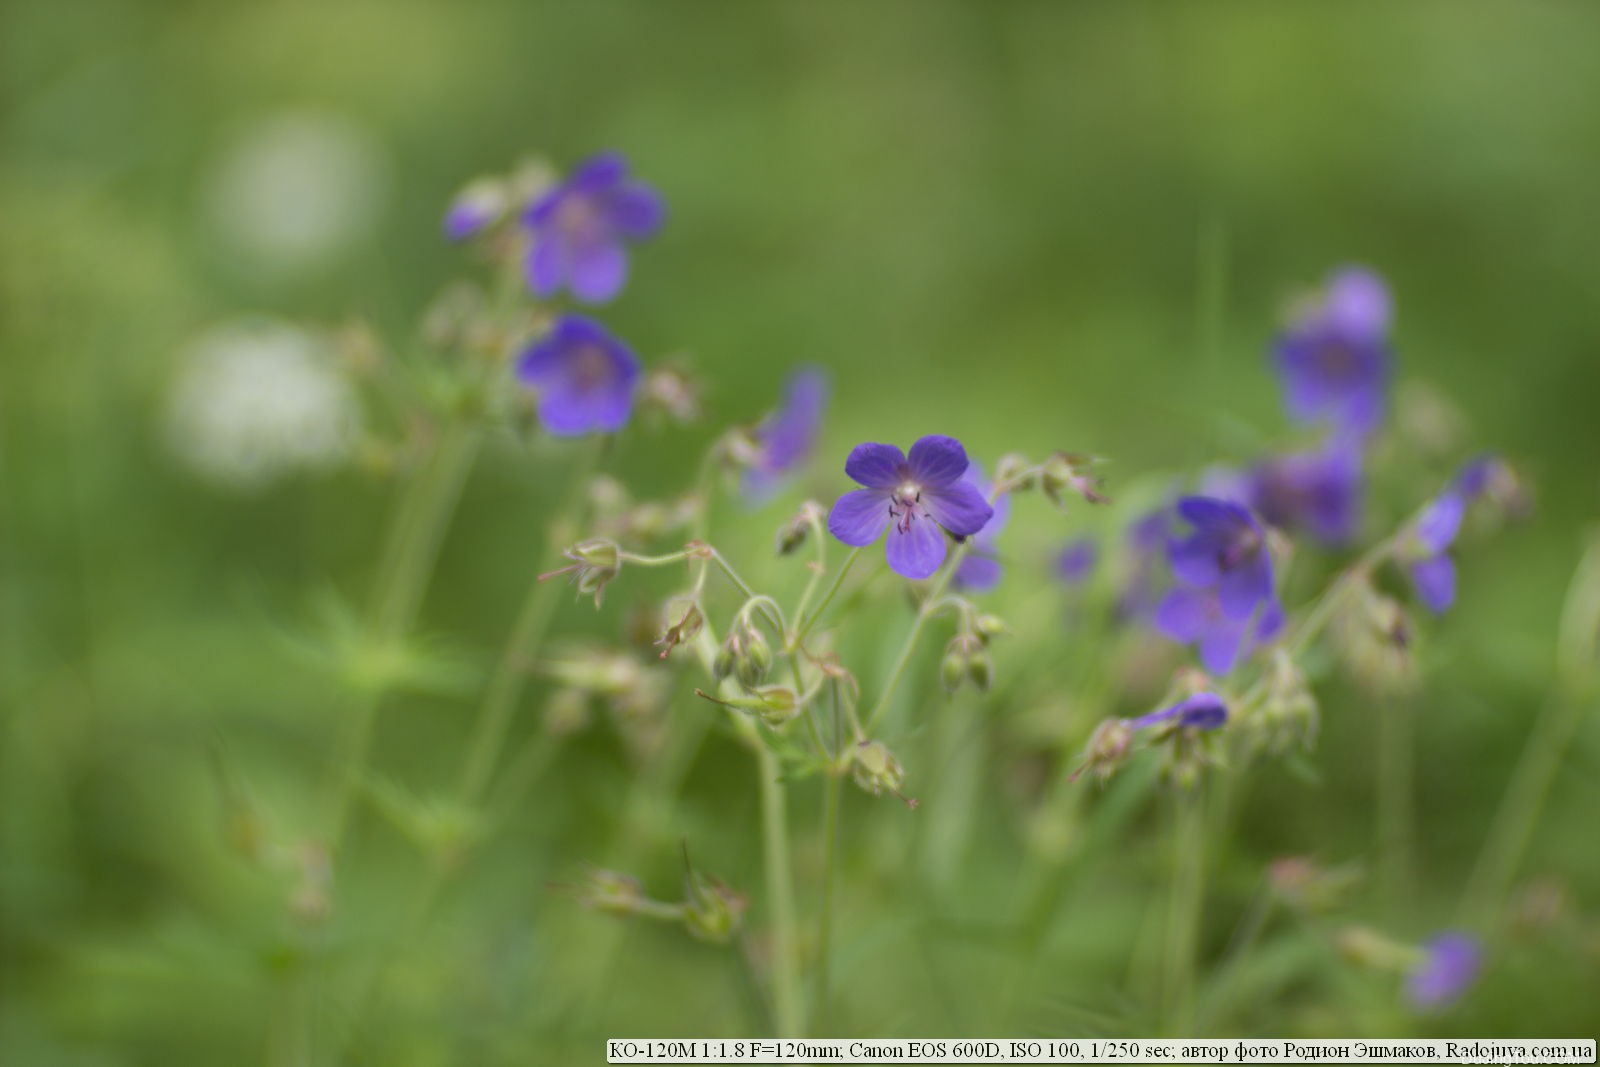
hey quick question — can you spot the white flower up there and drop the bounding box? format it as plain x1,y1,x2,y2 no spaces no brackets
166,319,361,490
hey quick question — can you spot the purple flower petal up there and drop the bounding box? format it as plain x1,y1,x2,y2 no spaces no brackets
1218,554,1274,621
844,442,906,489
1177,496,1252,535
569,150,628,190
1415,490,1465,555
1155,587,1209,643
954,553,1002,592
1169,533,1223,587
525,238,565,297
1254,599,1286,642
1409,554,1457,614
607,182,665,238
1055,539,1097,585
1128,692,1228,732
515,315,640,437
1198,618,1248,675
922,480,993,538
827,489,892,547
1324,267,1392,337
568,240,628,304
885,516,947,580
1406,932,1481,1012
906,435,969,487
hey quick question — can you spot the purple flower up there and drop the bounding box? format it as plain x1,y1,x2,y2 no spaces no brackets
1055,538,1098,586
522,152,664,304
1406,932,1482,1011
1166,497,1276,620
953,461,1010,592
743,368,828,503
1404,456,1502,614
1127,692,1228,732
443,178,507,242
515,315,641,436
1155,585,1285,674
828,436,995,580
1246,439,1364,546
1273,267,1393,434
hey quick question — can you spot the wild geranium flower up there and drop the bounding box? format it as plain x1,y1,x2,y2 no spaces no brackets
1402,455,1507,614
828,436,994,580
515,315,641,436
1156,584,1285,675
1127,691,1228,732
1406,932,1482,1012
522,151,663,303
1166,497,1276,620
953,461,1009,591
742,367,828,503
1246,439,1364,546
1274,267,1393,433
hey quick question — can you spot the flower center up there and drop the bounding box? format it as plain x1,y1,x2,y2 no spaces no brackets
1312,341,1364,383
889,482,924,534
556,194,605,244
1218,527,1262,570
569,344,613,392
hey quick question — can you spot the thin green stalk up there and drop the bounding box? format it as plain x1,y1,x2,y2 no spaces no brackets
457,438,601,805
1461,531,1600,928
814,769,842,1034
862,543,970,735
793,545,863,648
327,420,480,846
1375,698,1415,912
758,742,804,1037
1163,788,1207,1037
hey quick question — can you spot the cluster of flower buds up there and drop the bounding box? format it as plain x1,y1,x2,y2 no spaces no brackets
540,539,621,606
1244,649,1320,756
713,619,774,689
1074,688,1229,787
851,740,916,808
941,612,1005,695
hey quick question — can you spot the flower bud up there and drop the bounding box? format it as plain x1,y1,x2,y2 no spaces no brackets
967,646,993,692
1075,718,1133,784
682,871,748,944
751,685,797,726
775,502,824,556
734,625,772,688
655,602,704,660
851,740,915,807
1041,452,1110,510
575,868,647,917
712,639,737,681
974,613,1008,641
941,638,970,695
995,453,1035,491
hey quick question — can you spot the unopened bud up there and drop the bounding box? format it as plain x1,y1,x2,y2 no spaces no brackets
967,646,993,692
682,872,748,943
974,613,1008,641
851,741,915,807
575,868,647,917
776,503,824,556
1041,452,1110,509
734,625,773,688
656,602,704,660
941,638,970,695
1075,718,1133,784
751,685,797,726
995,453,1035,491
713,640,737,681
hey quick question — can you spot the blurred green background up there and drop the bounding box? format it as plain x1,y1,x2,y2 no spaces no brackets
5,1,1600,1062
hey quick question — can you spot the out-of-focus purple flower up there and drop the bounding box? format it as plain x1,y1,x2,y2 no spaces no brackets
1405,932,1482,1011
1127,691,1228,732
1166,497,1276,620
443,178,508,241
1155,585,1285,674
1055,538,1098,586
743,368,828,503
515,315,641,436
522,152,664,304
1403,455,1508,614
1273,268,1393,434
953,461,1009,591
1246,440,1364,546
828,436,994,580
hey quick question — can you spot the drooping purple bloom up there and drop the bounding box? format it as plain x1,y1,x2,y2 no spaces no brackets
1403,456,1505,614
1127,692,1228,732
828,436,994,580
1273,267,1393,434
522,152,664,303
1166,497,1276,621
1055,538,1098,586
1405,932,1482,1011
1245,439,1364,546
443,178,507,242
953,461,1009,592
1155,585,1285,675
515,315,641,436
743,368,828,503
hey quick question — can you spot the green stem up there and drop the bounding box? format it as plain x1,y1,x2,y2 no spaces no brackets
457,438,600,805
758,743,804,1038
1163,787,1206,1037
1376,698,1414,912
327,419,480,846
814,769,842,1034
793,546,863,648
1461,531,1600,928
862,543,970,735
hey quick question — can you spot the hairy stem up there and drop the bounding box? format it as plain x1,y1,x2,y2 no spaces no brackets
758,742,804,1037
